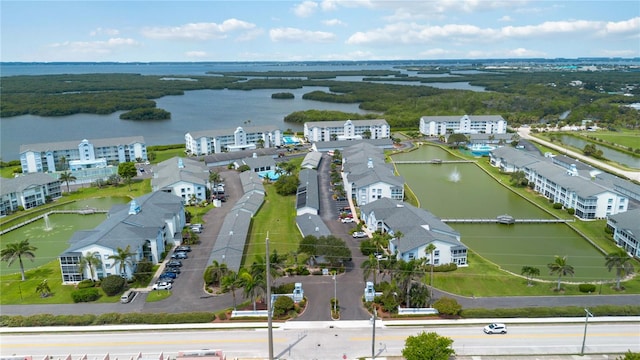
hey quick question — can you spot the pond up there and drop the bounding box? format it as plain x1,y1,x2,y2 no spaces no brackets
557,135,640,169
392,145,610,281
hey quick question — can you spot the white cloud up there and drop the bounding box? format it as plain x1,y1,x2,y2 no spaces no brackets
599,49,638,57
347,17,639,47
89,27,120,37
323,18,345,26
185,51,207,58
419,48,460,58
498,15,513,22
270,27,336,42
141,19,256,40
293,1,318,17
48,38,139,54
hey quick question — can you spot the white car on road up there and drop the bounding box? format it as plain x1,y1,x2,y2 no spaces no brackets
483,323,507,334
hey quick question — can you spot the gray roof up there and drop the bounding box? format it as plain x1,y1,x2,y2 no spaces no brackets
232,192,266,216
526,161,615,199
203,148,279,167
301,151,323,169
312,139,394,152
208,208,254,272
187,125,279,140
490,146,540,168
239,171,265,194
305,119,389,128
297,169,319,211
151,157,209,190
20,136,145,153
360,198,462,254
240,155,276,170
608,208,640,238
0,173,60,195
63,191,183,254
468,133,514,142
296,214,331,238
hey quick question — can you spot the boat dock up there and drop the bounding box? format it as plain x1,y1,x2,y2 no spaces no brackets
393,159,474,164
441,216,573,225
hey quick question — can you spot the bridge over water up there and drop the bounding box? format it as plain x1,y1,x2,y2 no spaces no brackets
393,159,475,164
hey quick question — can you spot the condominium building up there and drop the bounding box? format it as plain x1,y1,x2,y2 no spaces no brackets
304,119,390,142
0,173,62,216
419,114,507,136
606,209,640,259
184,126,282,156
20,137,147,174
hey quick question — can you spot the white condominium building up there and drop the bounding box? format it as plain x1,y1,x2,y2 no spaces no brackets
185,126,282,156
420,114,507,136
20,137,147,174
304,119,390,142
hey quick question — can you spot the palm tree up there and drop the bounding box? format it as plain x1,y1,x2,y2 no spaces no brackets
361,254,379,285
58,171,77,193
521,266,541,287
425,243,436,303
108,245,135,279
35,279,51,298
208,260,229,287
78,251,102,281
547,256,574,291
393,259,424,308
239,268,266,311
1,239,37,281
605,249,635,290
221,270,241,310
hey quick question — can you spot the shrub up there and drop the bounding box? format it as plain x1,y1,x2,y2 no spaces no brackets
553,202,563,209
567,208,575,215
579,284,597,293
273,283,295,294
433,297,462,316
218,312,227,321
134,259,154,284
101,275,126,296
432,263,458,272
71,288,101,303
77,279,95,289
273,296,295,317
203,265,215,285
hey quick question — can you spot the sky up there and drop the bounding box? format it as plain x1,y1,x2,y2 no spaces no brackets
1,0,639,62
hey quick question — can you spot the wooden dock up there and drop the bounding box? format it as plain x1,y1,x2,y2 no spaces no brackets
441,218,572,224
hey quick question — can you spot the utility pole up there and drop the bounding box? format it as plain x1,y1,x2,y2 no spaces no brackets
580,308,594,355
332,272,337,316
371,306,377,359
266,233,274,360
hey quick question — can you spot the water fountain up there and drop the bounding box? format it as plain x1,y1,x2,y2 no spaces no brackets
449,167,461,183
43,213,53,231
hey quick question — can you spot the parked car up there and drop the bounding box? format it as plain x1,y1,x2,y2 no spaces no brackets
483,323,507,334
166,260,183,267
175,245,191,252
165,267,181,274
341,217,354,223
352,231,367,238
152,281,173,290
171,252,188,259
159,272,177,280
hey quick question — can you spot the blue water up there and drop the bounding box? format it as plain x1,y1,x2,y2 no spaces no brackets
258,170,280,180
283,136,302,145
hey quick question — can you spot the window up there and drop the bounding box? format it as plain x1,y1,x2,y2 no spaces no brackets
434,250,440,257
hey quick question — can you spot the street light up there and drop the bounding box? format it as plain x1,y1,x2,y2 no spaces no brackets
580,308,594,355
332,272,337,316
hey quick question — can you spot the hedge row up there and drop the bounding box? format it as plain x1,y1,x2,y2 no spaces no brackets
460,305,640,318
0,312,217,327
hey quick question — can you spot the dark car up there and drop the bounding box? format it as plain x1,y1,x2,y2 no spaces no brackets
159,272,177,280
171,252,188,259
165,267,181,274
167,260,183,267
175,245,191,253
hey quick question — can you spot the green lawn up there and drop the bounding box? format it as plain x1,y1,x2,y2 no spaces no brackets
582,129,640,150
242,184,301,268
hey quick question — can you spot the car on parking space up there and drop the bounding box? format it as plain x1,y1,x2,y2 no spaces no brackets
152,281,173,290
167,260,183,267
483,323,507,334
175,245,191,252
352,231,367,238
165,267,181,274
340,217,354,223
159,272,177,280
171,252,188,259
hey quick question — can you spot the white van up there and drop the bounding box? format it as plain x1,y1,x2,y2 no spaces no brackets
120,290,136,304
